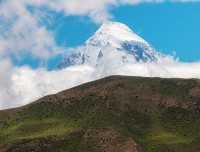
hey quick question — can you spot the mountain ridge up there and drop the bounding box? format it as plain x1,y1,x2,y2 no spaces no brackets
56,21,174,70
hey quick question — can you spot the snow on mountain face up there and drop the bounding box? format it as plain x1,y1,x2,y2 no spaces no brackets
56,21,174,70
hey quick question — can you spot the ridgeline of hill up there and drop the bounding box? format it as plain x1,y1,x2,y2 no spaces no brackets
0,76,200,152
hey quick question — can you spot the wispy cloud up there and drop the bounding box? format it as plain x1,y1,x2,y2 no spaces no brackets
0,0,63,62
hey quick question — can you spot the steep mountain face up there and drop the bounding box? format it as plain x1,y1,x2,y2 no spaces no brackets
57,21,174,70
0,76,200,152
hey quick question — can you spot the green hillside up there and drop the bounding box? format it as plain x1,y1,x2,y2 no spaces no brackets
0,76,200,152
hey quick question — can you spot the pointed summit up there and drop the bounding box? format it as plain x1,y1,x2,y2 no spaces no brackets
56,21,174,70
85,21,147,49
96,21,146,43
98,20,133,34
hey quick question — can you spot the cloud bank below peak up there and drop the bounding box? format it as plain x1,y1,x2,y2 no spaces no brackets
0,59,200,110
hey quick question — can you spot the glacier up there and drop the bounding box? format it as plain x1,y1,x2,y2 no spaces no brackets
56,21,174,70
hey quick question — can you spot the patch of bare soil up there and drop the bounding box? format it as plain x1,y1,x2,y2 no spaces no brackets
79,129,143,152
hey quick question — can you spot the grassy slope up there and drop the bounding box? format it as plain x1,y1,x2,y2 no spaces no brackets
0,76,200,152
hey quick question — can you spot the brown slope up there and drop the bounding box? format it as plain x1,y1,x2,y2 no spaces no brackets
0,76,200,152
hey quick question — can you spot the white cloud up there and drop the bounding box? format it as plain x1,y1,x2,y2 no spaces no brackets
0,60,200,110
0,0,199,61
0,61,96,109
0,0,117,62
0,0,63,61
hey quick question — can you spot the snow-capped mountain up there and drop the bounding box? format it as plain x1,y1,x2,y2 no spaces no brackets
57,21,174,70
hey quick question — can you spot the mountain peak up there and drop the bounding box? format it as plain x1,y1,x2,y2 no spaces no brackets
56,21,174,70
93,20,147,45
100,21,131,31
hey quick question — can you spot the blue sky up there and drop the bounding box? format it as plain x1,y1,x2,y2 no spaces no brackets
1,0,200,70
112,2,200,62
54,2,200,65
